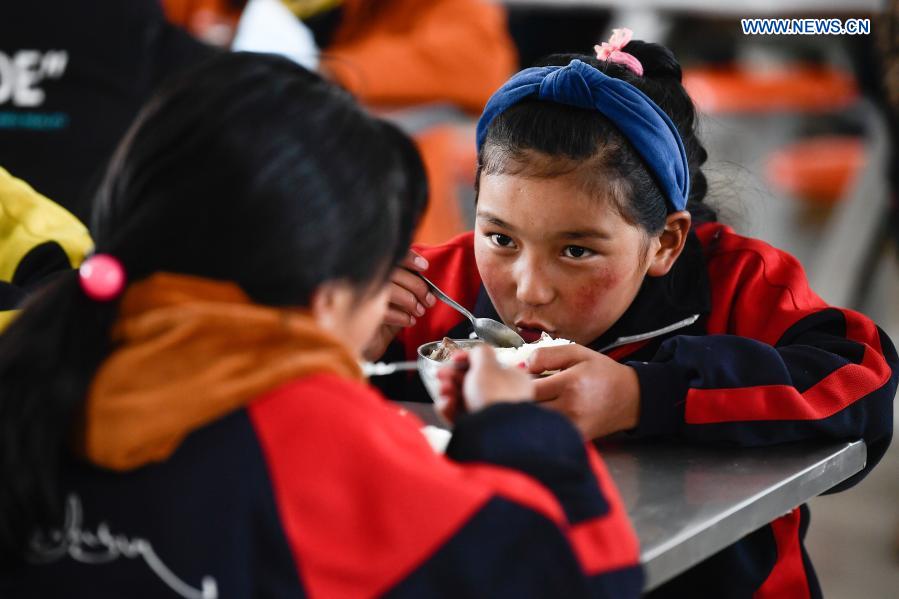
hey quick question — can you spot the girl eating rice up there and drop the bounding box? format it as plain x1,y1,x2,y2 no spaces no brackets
369,29,898,598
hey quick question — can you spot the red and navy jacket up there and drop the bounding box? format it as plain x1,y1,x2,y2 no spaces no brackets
375,223,898,599
3,375,642,598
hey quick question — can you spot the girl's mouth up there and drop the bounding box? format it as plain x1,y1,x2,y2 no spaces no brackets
516,323,552,343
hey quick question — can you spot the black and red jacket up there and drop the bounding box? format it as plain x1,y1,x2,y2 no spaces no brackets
376,222,898,599
3,374,642,598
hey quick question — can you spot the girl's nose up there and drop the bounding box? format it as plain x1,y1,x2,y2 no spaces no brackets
514,257,554,306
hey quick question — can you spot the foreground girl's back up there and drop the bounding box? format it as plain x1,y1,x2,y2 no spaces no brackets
0,53,642,598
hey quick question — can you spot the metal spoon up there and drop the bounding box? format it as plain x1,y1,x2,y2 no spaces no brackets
361,360,465,376
415,272,525,348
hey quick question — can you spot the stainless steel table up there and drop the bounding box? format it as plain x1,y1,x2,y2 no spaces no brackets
397,401,866,591
599,438,865,590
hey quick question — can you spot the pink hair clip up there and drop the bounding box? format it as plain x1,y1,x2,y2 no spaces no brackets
594,27,644,77
79,254,126,301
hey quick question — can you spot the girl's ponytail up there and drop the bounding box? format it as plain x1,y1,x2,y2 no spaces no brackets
0,270,119,566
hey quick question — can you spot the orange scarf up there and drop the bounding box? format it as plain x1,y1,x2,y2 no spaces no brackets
83,273,363,471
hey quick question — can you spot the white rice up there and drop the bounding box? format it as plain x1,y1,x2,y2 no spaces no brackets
493,332,572,368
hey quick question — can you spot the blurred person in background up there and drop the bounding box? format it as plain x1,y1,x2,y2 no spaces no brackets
160,0,247,46
0,52,643,598
0,0,214,226
164,0,515,110
163,0,518,244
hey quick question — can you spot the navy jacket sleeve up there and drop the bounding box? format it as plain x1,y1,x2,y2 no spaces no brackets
249,376,643,598
629,230,897,491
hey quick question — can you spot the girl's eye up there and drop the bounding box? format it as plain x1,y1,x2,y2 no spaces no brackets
562,245,594,259
490,233,515,248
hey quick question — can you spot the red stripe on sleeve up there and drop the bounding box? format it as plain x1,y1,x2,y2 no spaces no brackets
606,340,650,362
568,446,641,575
685,312,892,425
754,508,810,599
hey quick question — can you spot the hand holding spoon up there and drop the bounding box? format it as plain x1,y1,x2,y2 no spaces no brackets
414,272,525,348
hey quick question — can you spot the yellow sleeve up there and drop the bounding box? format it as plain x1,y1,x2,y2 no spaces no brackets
0,167,94,282
0,310,18,330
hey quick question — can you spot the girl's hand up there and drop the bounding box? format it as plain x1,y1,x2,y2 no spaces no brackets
526,344,640,440
362,250,436,361
436,345,534,423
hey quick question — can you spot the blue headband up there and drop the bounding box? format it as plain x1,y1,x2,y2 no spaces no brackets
476,59,690,212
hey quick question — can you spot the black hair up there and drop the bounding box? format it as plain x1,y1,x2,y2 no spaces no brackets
478,41,716,234
0,52,427,565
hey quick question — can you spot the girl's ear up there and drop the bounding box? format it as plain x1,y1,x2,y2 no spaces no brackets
310,280,356,335
647,211,692,277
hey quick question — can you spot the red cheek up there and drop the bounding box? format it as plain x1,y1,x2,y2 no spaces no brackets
571,271,619,312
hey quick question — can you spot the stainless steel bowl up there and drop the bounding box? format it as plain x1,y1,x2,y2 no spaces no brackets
416,339,483,402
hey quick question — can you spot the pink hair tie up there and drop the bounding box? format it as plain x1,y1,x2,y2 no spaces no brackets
594,27,644,77
79,254,126,301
